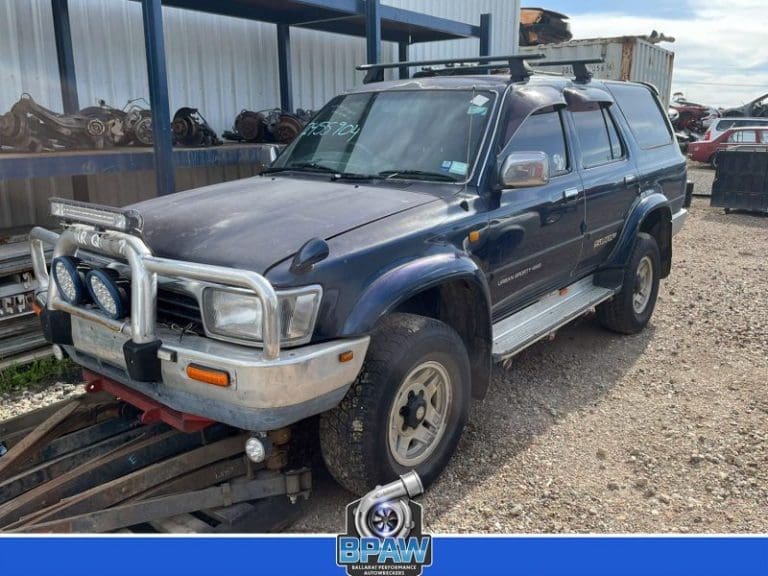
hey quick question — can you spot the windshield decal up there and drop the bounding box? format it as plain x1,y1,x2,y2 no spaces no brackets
305,121,361,141
470,94,490,107
447,161,468,176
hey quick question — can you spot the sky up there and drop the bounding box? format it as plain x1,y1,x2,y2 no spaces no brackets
540,0,768,108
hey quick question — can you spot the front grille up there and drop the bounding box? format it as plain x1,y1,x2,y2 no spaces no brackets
157,287,204,333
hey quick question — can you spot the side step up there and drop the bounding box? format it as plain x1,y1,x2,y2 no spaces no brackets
492,275,616,362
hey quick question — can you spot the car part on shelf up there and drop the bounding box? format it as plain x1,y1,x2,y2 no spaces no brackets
172,107,222,147
0,95,154,151
223,108,313,144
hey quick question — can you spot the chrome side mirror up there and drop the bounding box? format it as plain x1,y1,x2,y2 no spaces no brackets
499,151,550,188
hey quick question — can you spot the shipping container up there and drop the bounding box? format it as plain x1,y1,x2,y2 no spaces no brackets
520,36,675,106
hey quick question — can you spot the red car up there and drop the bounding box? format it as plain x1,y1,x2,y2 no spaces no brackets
687,126,768,167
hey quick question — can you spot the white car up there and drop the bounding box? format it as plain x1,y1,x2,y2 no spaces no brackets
704,117,768,141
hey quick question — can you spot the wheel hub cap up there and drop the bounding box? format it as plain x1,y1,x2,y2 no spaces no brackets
632,256,654,314
387,360,452,467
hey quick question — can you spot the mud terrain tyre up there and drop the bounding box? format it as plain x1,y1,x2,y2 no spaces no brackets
597,232,661,335
319,313,471,496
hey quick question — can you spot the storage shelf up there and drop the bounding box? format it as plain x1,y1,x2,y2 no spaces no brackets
0,144,279,180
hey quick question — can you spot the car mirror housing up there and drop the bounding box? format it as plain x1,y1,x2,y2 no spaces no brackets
499,151,550,188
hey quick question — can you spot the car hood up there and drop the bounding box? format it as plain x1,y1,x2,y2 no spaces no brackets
131,175,438,274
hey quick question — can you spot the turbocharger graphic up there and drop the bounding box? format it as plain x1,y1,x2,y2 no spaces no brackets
354,471,424,539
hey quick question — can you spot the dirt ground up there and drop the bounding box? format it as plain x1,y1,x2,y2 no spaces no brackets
2,166,765,534
295,168,768,534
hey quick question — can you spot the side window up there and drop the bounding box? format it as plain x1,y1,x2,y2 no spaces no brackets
571,104,624,168
607,83,673,149
728,131,757,143
503,109,570,174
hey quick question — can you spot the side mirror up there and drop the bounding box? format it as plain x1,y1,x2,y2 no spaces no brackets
499,151,550,188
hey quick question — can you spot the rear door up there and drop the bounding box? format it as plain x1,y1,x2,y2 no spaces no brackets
566,97,638,272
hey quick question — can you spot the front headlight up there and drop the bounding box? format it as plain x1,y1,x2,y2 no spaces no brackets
201,285,321,347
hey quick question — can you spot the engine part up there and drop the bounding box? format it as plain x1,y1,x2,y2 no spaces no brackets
223,108,313,144
172,107,222,147
0,94,137,152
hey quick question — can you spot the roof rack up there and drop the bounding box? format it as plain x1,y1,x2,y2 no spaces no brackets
357,54,546,84
532,58,604,83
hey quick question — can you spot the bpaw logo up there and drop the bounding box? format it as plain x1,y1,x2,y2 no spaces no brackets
336,471,432,576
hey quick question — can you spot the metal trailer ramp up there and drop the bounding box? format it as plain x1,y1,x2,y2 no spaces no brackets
0,393,310,533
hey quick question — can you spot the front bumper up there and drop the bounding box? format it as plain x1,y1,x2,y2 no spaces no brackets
30,223,369,430
64,317,368,429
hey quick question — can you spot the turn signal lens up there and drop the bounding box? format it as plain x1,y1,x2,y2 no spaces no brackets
186,364,230,387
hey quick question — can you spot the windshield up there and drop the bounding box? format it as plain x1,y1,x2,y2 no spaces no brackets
272,89,495,181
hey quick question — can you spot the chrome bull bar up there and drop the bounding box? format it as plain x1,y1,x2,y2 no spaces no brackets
29,225,282,360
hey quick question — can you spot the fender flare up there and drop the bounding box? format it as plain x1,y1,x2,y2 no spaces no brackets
601,191,672,282
341,252,491,336
341,252,494,400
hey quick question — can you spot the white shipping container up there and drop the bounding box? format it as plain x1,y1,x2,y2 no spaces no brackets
519,36,675,106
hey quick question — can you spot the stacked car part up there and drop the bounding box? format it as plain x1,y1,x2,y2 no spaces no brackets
223,108,312,144
0,230,49,368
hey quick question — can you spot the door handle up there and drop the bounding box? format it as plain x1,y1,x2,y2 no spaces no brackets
562,188,580,200
624,174,638,185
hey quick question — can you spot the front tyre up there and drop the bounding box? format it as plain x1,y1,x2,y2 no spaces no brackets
597,232,661,335
319,313,471,496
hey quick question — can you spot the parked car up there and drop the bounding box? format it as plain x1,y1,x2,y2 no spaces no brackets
703,116,768,141
722,93,768,118
28,58,688,496
688,126,768,167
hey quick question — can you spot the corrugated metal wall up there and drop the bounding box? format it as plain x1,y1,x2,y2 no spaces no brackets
0,0,518,229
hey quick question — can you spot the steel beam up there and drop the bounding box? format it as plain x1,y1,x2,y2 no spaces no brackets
277,24,294,112
479,13,492,57
365,0,381,64
398,42,409,79
51,0,79,113
141,0,175,196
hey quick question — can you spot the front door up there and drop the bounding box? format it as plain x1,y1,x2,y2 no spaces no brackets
486,107,586,319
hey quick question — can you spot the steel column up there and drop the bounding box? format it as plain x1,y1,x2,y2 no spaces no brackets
365,0,381,64
51,0,79,112
398,42,409,79
479,13,492,57
141,0,176,196
277,24,293,112
51,0,90,202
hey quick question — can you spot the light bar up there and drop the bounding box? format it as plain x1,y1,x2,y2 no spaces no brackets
50,197,143,233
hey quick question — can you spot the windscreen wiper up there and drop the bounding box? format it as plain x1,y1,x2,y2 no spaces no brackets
263,162,338,174
378,169,460,182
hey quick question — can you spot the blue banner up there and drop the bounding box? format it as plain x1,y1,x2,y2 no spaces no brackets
0,536,765,576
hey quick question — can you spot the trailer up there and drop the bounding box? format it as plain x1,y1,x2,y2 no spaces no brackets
519,36,675,106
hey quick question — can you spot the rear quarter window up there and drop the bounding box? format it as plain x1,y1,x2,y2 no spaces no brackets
608,84,673,149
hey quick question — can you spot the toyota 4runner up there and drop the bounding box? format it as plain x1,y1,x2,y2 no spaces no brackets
29,55,688,496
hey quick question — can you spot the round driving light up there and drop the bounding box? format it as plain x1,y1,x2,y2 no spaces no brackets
245,436,267,463
86,268,130,320
52,256,89,305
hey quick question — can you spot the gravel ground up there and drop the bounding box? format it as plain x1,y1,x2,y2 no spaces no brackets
2,166,765,533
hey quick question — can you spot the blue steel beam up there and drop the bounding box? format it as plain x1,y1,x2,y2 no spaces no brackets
51,0,79,113
398,42,409,79
0,147,276,181
127,1,479,42
479,13,492,56
141,0,175,196
277,24,293,112
365,0,381,64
